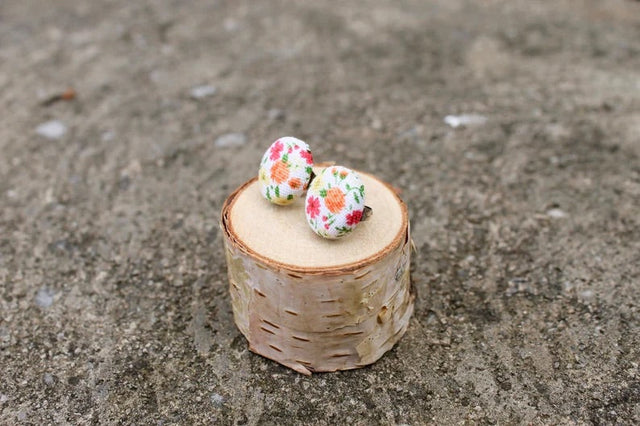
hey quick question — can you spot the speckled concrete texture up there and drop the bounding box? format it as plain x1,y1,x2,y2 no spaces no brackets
1,0,639,424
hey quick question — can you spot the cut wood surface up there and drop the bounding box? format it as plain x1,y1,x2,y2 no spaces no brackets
228,171,404,269
221,169,414,374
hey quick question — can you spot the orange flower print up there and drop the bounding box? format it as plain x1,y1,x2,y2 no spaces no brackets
270,161,289,184
289,178,301,189
304,165,365,239
325,187,345,213
260,137,314,206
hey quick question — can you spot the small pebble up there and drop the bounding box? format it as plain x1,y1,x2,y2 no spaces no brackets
580,290,594,299
267,108,285,121
546,208,568,218
36,120,67,139
444,114,487,128
224,18,239,32
43,373,54,385
214,132,246,148
210,393,225,406
101,131,115,142
190,85,217,99
35,287,55,308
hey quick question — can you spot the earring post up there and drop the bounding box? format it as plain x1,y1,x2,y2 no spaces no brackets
361,206,373,221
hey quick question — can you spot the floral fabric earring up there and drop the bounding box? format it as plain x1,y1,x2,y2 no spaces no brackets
258,137,314,205
259,137,371,239
305,166,371,239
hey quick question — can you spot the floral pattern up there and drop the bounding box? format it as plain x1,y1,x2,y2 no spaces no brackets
306,196,320,219
305,166,365,239
259,137,313,205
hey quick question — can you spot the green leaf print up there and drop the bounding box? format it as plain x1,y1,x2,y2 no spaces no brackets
336,226,352,235
275,186,280,198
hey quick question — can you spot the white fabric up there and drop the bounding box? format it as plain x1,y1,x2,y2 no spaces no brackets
258,137,314,205
305,166,366,239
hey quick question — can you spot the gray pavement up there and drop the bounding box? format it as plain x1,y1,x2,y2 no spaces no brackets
1,0,639,424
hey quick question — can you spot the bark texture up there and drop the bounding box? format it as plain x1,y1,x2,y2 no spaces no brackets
221,180,414,375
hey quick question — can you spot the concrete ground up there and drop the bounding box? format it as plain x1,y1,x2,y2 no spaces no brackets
1,0,639,424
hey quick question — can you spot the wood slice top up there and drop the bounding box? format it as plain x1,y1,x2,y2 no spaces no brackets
223,169,407,271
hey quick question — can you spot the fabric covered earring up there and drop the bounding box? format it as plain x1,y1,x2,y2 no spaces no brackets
305,166,372,239
258,137,314,205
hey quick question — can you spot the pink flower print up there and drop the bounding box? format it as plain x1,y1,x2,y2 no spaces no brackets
300,149,313,165
270,140,284,161
346,210,363,226
288,147,293,154
324,223,330,230
306,196,320,219
322,215,328,222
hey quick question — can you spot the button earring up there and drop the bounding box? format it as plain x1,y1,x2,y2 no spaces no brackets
305,166,372,239
258,137,314,205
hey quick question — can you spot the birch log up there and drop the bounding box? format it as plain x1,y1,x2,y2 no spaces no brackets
220,169,413,375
